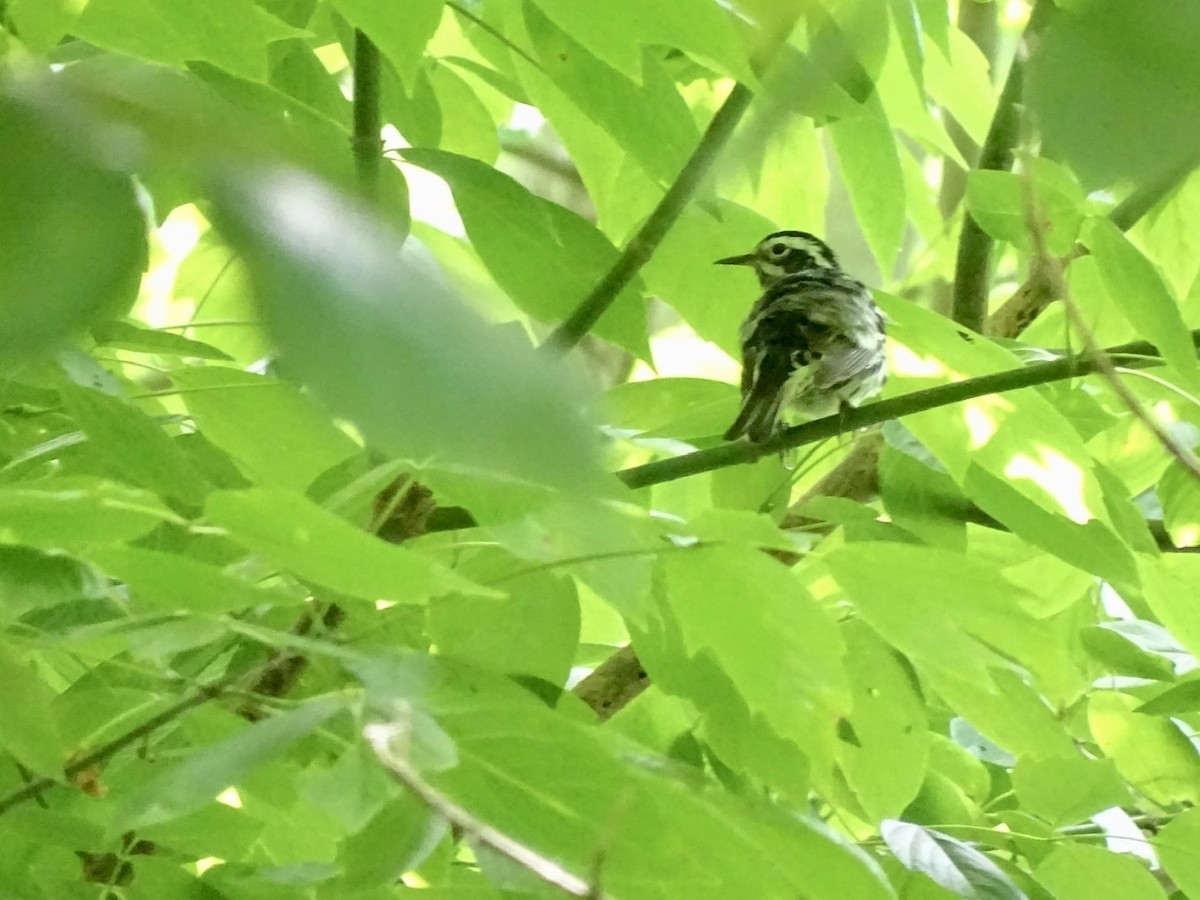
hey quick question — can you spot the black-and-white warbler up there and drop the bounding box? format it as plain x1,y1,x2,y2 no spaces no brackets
718,230,886,443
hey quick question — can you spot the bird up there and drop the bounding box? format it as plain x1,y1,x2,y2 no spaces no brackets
717,230,886,444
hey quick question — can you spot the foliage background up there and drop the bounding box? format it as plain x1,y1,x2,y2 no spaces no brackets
3,0,1200,897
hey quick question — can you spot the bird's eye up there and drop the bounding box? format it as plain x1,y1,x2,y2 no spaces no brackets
770,243,787,256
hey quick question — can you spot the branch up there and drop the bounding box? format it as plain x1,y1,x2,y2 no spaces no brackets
617,333,1196,491
365,721,604,898
541,83,755,353
0,670,245,816
351,29,383,202
949,0,1054,331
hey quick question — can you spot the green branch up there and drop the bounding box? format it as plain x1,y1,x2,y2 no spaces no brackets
950,0,1054,332
541,83,756,353
351,29,383,202
0,671,243,816
617,334,1192,490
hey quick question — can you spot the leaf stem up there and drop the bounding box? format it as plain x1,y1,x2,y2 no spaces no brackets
541,83,756,353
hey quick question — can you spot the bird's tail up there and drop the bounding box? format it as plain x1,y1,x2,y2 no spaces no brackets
724,391,783,443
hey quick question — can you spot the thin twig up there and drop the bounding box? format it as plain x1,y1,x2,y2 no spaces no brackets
0,670,249,816
365,720,604,898
617,333,1200,491
949,0,1054,331
446,0,544,72
351,29,383,202
541,83,756,353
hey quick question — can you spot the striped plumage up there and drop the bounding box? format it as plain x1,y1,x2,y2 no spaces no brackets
718,230,886,443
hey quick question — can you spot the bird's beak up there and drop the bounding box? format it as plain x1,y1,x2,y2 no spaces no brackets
715,253,755,266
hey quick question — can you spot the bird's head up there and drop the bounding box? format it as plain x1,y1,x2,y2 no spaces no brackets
715,230,839,287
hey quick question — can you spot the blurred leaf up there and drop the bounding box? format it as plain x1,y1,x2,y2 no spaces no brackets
1011,756,1130,827
1036,843,1164,900
882,820,1027,900
603,377,738,440
330,0,443,86
206,486,493,603
173,367,359,492
72,0,305,82
0,477,181,548
1028,0,1200,189
887,0,925,94
61,382,210,507
1088,690,1200,806
0,92,145,358
115,694,345,830
208,165,610,493
1140,556,1200,664
404,148,650,360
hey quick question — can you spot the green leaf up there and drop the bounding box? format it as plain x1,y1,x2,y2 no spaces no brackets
881,820,1028,900
1088,690,1200,806
90,320,233,360
172,367,359,492
520,6,699,185
1139,556,1200,665
7,0,80,52
0,477,181,548
0,546,102,623
1036,843,1164,900
659,546,850,776
825,544,1047,689
329,0,443,86
427,62,500,164
0,93,145,358
524,0,753,84
1011,756,1130,827
338,794,445,889
115,694,346,830
205,487,492,604
208,165,611,494
1080,621,1185,682
1028,0,1200,189
361,654,893,900
966,162,1086,257
1156,808,1200,899
887,0,925,94
428,558,579,687
837,621,929,821
403,148,650,360
61,383,210,507
1135,679,1200,716
0,641,67,776
72,0,305,82
829,101,906,275
1085,217,1200,389
85,546,298,615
